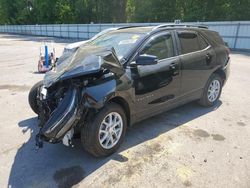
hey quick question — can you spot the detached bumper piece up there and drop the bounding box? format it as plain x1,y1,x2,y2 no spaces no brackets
36,88,79,147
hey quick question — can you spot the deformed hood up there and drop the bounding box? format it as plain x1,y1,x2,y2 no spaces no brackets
44,44,124,87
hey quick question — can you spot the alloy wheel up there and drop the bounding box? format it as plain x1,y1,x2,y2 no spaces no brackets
98,112,123,149
207,79,221,102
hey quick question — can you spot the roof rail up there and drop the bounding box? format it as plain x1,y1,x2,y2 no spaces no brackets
117,25,147,30
152,24,208,30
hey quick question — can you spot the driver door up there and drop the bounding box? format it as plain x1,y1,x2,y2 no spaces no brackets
130,32,181,120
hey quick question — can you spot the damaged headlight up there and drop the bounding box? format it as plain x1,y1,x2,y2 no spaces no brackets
40,86,47,100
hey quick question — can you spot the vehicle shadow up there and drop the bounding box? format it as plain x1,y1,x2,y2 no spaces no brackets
8,101,222,188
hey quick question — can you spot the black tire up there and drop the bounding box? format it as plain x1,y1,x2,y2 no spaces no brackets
28,80,43,114
199,74,222,107
81,102,127,157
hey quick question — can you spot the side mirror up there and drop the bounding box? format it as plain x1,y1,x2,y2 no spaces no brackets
136,54,158,66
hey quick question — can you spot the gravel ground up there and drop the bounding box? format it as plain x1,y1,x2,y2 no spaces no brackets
0,34,249,188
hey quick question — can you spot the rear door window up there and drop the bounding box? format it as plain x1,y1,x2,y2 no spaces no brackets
178,32,201,54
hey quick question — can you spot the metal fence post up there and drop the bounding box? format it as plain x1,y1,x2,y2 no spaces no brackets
60,24,62,38
87,24,89,39
234,22,241,49
68,24,70,38
52,25,54,37
46,24,48,36
77,24,79,39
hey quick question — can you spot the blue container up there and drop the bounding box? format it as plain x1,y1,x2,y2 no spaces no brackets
45,45,49,68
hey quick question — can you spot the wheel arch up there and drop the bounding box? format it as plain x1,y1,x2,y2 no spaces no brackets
213,68,226,85
108,96,131,127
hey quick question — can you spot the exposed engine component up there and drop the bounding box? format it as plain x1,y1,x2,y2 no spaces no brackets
62,129,74,147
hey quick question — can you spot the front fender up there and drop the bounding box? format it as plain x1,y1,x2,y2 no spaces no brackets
83,79,116,109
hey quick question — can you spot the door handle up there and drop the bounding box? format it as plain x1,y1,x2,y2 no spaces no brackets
170,62,178,70
206,53,212,64
169,62,179,76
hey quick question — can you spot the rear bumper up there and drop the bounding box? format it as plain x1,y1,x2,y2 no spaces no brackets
39,88,79,143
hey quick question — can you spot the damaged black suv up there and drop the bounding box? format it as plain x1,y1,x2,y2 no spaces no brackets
29,24,230,157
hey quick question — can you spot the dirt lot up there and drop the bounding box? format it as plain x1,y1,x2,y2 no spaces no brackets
0,34,249,188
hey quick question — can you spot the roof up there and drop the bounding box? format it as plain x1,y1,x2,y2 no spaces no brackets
108,24,209,35
111,26,154,34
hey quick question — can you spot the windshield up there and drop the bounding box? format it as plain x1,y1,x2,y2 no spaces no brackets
90,28,117,41
89,32,145,60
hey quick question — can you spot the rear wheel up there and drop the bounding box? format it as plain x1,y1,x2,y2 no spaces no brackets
199,74,222,107
28,80,43,114
81,103,127,157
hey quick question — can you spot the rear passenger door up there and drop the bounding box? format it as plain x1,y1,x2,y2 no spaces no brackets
176,30,216,95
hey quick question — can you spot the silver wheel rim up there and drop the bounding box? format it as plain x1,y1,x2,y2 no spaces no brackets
207,79,220,102
98,112,123,149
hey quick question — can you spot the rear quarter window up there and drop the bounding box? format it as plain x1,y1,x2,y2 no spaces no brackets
212,33,225,45
203,30,225,46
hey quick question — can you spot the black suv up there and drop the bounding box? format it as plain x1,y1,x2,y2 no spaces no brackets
29,24,230,157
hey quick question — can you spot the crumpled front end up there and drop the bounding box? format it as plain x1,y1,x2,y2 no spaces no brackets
35,44,124,148
36,83,85,147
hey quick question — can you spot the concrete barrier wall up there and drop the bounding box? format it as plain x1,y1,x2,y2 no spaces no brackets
0,21,250,50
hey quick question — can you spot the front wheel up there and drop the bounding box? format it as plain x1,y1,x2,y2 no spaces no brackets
81,103,127,157
199,74,222,107
28,80,43,114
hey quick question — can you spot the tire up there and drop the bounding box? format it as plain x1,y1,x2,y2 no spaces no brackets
28,80,43,114
199,74,222,107
81,102,127,157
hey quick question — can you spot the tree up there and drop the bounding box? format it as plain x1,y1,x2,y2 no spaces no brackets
0,1,8,24
227,0,250,21
55,0,75,23
0,0,249,25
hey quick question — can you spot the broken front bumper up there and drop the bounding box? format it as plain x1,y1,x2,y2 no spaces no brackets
37,87,79,146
